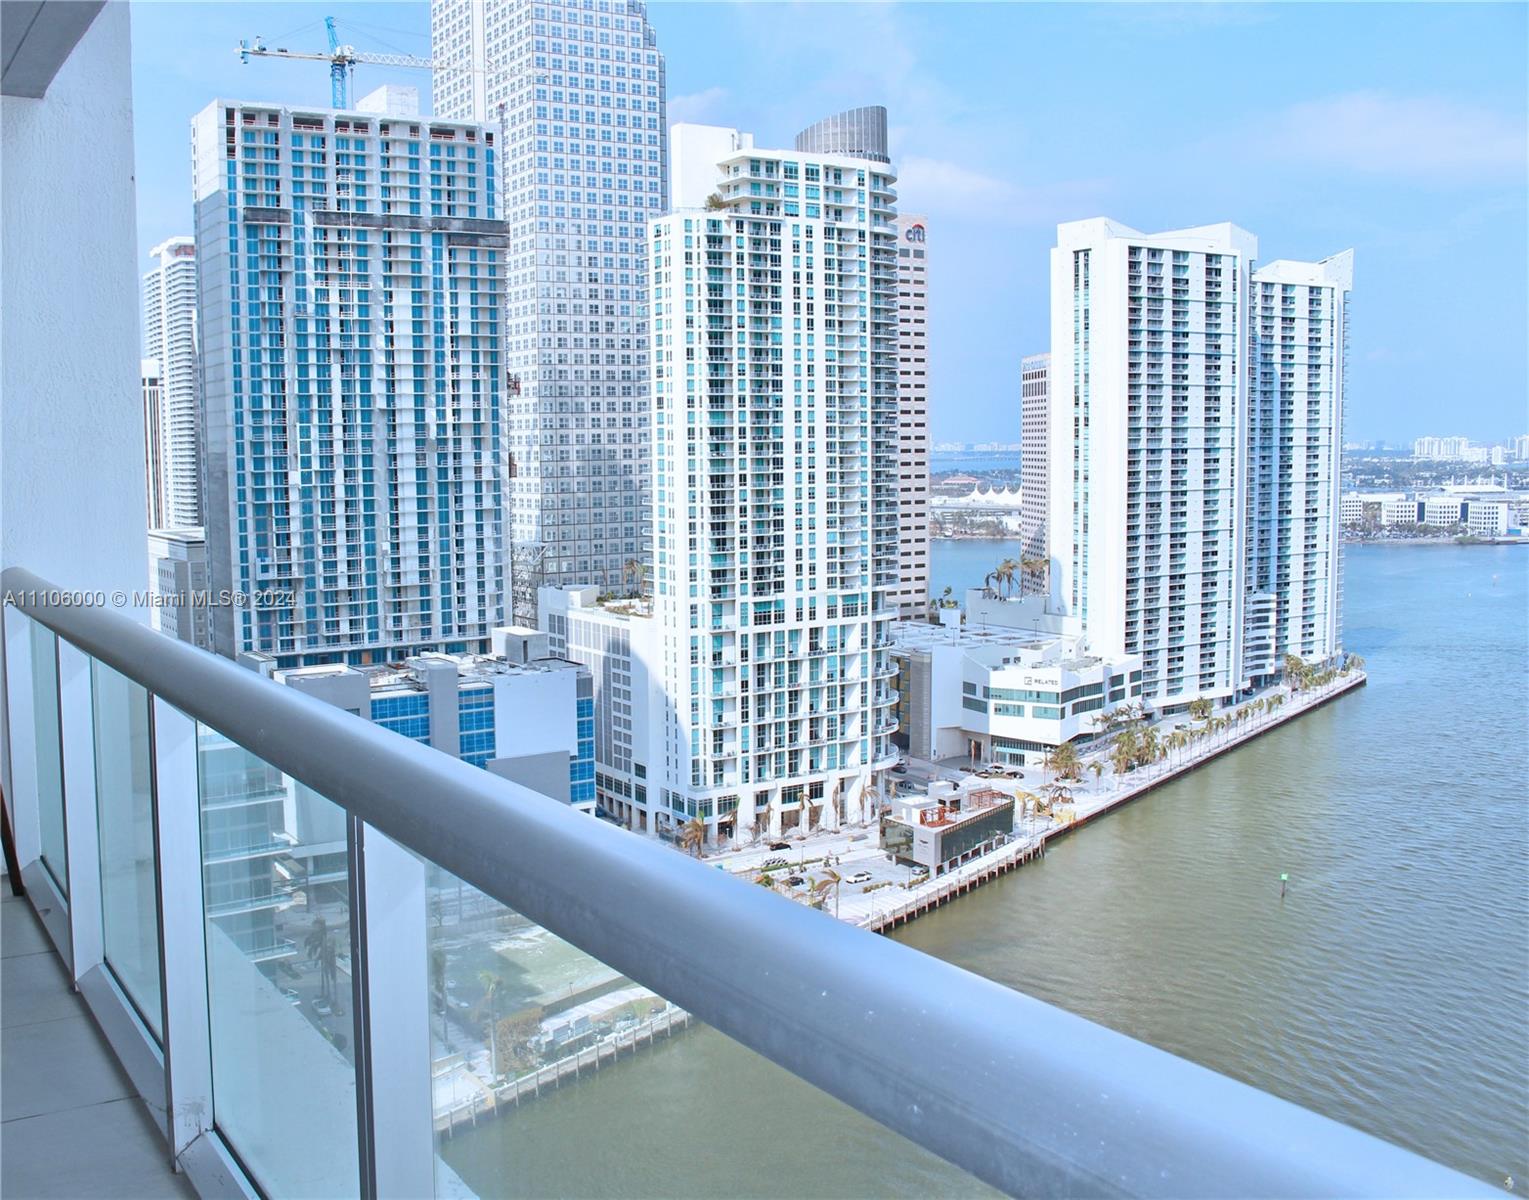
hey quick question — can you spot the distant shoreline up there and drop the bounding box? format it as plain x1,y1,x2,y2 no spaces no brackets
1342,536,1527,547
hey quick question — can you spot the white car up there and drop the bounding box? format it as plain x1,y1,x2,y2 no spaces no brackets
846,870,873,885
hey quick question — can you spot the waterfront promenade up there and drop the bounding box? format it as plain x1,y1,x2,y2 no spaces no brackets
708,670,1368,931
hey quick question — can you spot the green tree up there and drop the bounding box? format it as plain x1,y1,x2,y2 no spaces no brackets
1188,696,1212,721
677,816,706,858
1110,729,1138,777
1045,740,1082,781
430,946,451,1048
476,972,506,1079
1284,653,1309,692
304,916,340,1002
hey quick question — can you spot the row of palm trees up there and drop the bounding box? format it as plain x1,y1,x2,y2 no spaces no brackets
983,555,1048,600
1286,651,1366,693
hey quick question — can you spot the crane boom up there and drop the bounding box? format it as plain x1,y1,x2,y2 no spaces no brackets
237,19,517,111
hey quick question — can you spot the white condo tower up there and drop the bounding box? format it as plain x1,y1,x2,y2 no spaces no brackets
1048,218,1351,711
141,236,201,528
643,119,901,837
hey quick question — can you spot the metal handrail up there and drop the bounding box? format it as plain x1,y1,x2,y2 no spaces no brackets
2,566,1492,1199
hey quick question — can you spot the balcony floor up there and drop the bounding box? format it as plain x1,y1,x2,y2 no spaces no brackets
2,883,194,1199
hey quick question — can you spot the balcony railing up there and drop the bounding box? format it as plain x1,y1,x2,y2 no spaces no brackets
0,565,1490,1199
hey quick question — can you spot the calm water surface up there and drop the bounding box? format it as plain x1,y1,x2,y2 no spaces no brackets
445,542,1528,1196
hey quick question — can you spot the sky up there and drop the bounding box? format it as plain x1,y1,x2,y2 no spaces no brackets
131,1,1528,445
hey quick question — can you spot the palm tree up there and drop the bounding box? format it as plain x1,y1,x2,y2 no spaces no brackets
304,916,340,1002
812,868,842,918
1284,653,1308,692
1019,555,1048,596
998,558,1023,598
621,557,647,598
1044,741,1082,782
1137,726,1160,770
1188,696,1212,721
1110,729,1139,777
476,971,507,1078
1089,761,1104,788
677,816,706,858
1044,780,1073,810
430,947,452,1048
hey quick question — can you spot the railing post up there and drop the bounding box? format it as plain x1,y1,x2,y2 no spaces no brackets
151,698,215,1167
359,825,434,1198
57,641,102,978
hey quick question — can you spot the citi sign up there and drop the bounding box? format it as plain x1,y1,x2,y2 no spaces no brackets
905,223,926,243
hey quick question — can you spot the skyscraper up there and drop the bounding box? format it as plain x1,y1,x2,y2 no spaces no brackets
1050,219,1255,708
892,214,930,617
639,119,900,839
1048,218,1351,712
141,236,201,528
1020,351,1049,562
431,0,668,615
141,357,166,528
1243,253,1352,674
193,93,509,666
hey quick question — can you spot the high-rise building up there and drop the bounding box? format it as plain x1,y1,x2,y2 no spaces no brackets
141,358,166,528
431,0,668,615
193,93,509,667
634,119,900,841
1020,351,1049,561
891,214,930,617
1048,218,1351,711
141,236,201,528
1243,253,1352,673
147,526,212,650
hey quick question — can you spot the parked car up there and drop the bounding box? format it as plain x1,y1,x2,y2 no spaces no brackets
785,876,805,887
846,870,873,884
768,841,792,851
891,763,907,775
910,864,930,878
761,857,789,870
313,998,333,1016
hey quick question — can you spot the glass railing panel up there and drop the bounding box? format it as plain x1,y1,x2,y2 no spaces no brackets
90,659,163,1039
195,724,360,1198
424,861,992,1199
29,619,68,895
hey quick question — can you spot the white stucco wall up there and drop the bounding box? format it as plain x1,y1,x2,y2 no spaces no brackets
2,2,145,603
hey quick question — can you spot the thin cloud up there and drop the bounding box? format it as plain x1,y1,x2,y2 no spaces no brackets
1259,91,1526,181
669,86,728,124
897,156,1109,226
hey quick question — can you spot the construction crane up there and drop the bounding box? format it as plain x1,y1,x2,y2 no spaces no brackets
237,16,514,112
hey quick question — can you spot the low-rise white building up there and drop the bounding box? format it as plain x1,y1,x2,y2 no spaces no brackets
1464,502,1510,537
891,620,1141,766
257,629,596,810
